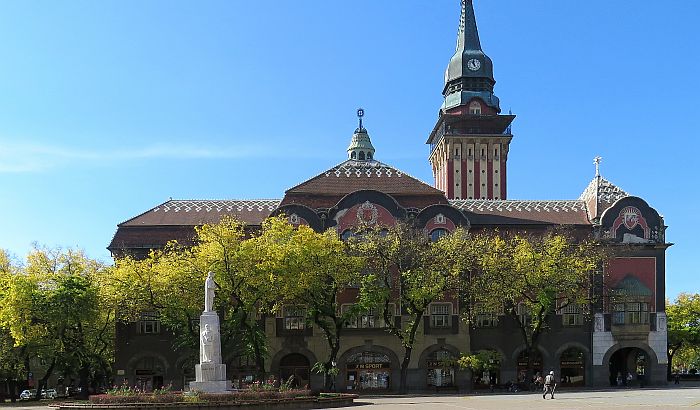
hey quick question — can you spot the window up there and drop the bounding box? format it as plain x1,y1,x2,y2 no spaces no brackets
517,304,531,326
474,304,502,327
359,151,366,160
342,304,394,328
430,228,448,242
139,312,161,334
469,101,482,115
612,301,649,325
430,303,451,328
341,230,354,241
367,152,373,160
560,304,583,326
351,151,357,159
283,306,306,330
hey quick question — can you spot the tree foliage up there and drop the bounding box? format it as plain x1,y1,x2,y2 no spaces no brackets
667,293,700,375
351,222,463,394
468,231,605,377
247,216,364,390
0,246,112,398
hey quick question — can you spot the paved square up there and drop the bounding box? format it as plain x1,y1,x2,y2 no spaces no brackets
340,387,700,409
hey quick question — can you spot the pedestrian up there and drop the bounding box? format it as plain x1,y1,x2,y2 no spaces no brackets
674,373,680,385
542,370,556,399
626,372,634,387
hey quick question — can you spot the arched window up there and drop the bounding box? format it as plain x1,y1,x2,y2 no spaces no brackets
430,229,448,242
351,151,357,159
367,152,373,160
341,230,354,241
359,151,366,160
469,101,482,115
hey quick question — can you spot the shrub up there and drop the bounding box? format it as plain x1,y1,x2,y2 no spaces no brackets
90,388,311,404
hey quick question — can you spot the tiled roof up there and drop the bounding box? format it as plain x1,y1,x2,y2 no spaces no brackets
285,160,445,196
449,200,591,225
120,200,281,226
578,176,629,204
578,176,629,221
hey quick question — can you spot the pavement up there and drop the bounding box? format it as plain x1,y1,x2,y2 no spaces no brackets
3,387,700,409
337,386,700,409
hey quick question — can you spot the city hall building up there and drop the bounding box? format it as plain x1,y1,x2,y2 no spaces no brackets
108,0,669,392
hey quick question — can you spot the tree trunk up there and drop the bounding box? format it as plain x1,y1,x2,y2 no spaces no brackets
8,379,17,403
398,316,422,394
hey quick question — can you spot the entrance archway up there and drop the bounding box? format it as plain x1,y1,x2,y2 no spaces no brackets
279,353,310,389
516,349,543,384
346,351,392,391
559,347,585,387
609,347,648,386
131,355,166,391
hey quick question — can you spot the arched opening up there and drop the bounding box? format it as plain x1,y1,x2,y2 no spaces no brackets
517,349,543,384
351,151,357,159
609,347,649,387
559,347,585,387
471,350,502,390
346,351,391,391
359,151,366,160
227,355,258,389
367,152,373,160
131,356,166,392
279,353,310,389
426,350,457,388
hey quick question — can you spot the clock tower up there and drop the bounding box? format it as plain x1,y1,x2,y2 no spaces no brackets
427,0,515,200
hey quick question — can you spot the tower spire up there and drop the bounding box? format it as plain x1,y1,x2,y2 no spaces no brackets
456,0,482,52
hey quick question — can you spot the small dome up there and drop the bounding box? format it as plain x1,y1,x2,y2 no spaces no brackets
347,128,375,161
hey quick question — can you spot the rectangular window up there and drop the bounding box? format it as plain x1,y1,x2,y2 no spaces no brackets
517,304,532,327
612,301,649,325
139,312,161,334
560,304,583,326
430,303,451,328
473,303,500,328
283,306,306,330
342,304,394,328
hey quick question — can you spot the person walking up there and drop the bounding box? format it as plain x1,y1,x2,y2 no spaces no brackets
543,370,556,399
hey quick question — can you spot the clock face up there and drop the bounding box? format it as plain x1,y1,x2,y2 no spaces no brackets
467,58,481,71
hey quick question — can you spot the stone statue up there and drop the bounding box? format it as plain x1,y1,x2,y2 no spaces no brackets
204,271,219,312
200,324,215,363
594,314,604,332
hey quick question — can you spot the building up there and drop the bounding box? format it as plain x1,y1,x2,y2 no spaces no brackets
108,0,669,391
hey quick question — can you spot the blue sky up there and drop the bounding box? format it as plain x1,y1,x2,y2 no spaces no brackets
0,1,697,299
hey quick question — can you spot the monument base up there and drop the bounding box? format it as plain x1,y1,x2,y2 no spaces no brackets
189,379,233,393
195,363,227,381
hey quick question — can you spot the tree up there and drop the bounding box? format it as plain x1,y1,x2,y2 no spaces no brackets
249,217,364,390
0,250,25,402
666,293,700,379
351,221,461,394
0,246,112,399
469,231,605,382
108,216,272,380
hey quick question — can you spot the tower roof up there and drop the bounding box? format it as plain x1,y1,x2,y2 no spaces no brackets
347,108,376,161
443,0,500,112
579,175,629,223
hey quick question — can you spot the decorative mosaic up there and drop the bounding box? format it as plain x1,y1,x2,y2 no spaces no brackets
154,200,281,213
578,176,629,204
324,160,405,179
449,200,587,213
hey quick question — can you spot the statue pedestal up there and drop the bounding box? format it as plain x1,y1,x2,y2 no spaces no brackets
189,311,233,393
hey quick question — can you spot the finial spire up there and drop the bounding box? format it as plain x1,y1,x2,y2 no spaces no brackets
594,156,602,177
357,108,365,131
457,0,482,52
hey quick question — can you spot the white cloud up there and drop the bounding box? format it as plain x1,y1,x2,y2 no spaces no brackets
0,140,281,173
